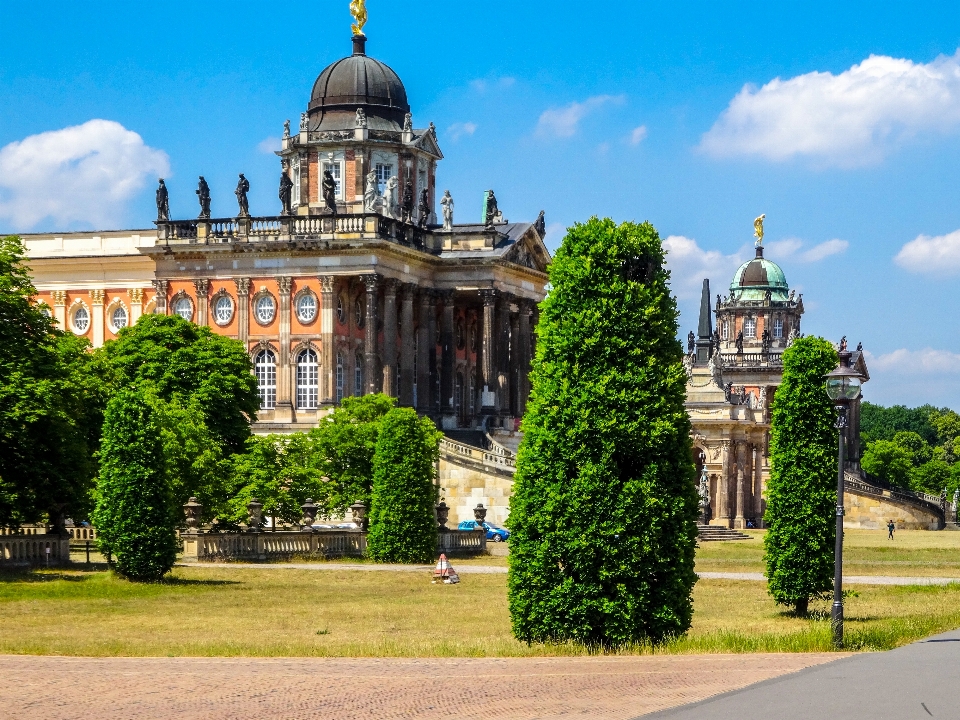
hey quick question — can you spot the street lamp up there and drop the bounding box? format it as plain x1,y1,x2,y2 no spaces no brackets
824,343,863,648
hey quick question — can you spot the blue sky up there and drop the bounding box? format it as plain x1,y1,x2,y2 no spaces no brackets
3,1,960,407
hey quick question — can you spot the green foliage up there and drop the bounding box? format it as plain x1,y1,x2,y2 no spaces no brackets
366,407,441,563
861,440,914,488
912,460,951,495
507,218,699,648
227,434,325,526
96,314,259,453
0,236,104,527
764,336,839,614
92,389,178,581
307,394,396,515
860,402,940,447
892,431,932,466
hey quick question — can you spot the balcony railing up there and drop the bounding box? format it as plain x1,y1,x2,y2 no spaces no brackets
718,352,783,368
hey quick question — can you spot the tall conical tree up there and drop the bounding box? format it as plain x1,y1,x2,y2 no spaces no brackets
507,217,699,647
763,336,839,615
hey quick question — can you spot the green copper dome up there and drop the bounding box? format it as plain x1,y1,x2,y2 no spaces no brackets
729,247,789,301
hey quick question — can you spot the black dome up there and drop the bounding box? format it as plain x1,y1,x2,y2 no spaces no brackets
308,36,409,131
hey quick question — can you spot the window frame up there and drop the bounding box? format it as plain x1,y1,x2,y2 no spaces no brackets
255,349,277,410
72,305,90,334
744,317,757,339
110,305,128,332
336,352,344,403
173,296,193,322
253,293,276,326
295,291,317,324
296,348,319,410
213,294,234,326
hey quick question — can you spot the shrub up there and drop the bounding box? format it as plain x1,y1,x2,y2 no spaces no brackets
366,408,441,563
93,389,178,581
507,218,700,648
763,336,839,615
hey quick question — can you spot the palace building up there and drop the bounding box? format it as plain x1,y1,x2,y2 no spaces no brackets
20,31,551,450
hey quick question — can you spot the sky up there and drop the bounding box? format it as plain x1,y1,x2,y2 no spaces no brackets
2,1,960,408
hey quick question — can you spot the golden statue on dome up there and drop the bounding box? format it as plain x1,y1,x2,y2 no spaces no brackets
753,214,765,247
350,0,367,36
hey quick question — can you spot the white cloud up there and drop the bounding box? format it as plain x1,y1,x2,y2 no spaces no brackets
535,95,625,139
0,120,169,230
257,136,281,154
629,125,648,145
895,229,960,275
447,122,478,141
700,51,960,167
470,77,516,93
865,348,960,376
662,235,746,301
765,237,849,263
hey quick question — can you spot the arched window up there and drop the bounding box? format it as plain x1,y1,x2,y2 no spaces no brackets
296,349,319,410
72,306,89,333
721,320,729,340
744,317,757,339
773,318,784,339
111,306,128,332
355,353,364,396
214,295,234,325
174,297,193,321
336,352,344,403
255,350,277,410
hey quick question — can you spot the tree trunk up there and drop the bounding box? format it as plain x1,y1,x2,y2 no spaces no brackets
795,597,809,616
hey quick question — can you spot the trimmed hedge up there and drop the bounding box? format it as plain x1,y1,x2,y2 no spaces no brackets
366,408,441,563
507,218,700,647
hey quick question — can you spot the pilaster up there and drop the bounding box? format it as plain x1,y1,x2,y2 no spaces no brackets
399,283,416,407
363,275,380,395
193,279,209,327
276,276,293,420
153,279,169,316
52,290,67,330
235,278,250,344
479,289,498,411
496,294,512,418
320,275,336,405
382,279,399,397
416,289,432,414
128,288,144,324
439,290,456,428
517,299,533,417
90,289,105,348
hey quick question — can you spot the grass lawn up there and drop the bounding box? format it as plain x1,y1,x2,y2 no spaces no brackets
695,529,960,577
2,564,960,657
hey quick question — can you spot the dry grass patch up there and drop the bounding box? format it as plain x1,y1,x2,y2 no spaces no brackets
1,566,959,657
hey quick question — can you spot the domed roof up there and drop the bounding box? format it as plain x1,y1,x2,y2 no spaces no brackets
730,247,789,301
308,36,409,130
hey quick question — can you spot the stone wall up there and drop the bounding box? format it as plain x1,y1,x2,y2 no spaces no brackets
844,489,941,530
438,454,514,527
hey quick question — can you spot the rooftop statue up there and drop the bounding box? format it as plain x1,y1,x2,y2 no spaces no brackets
156,178,169,221
322,170,338,215
401,180,414,223
441,190,454,231
356,107,367,129
754,213,765,246
235,174,250,217
350,0,367,36
534,210,546,238
364,170,380,212
283,119,290,139
196,176,211,219
279,171,294,216
418,188,430,228
687,331,695,354
383,176,398,219
300,112,309,132
839,336,847,352
403,112,413,133
485,190,499,227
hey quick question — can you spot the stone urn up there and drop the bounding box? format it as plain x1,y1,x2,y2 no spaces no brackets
473,503,488,524
247,498,263,532
436,501,450,531
350,501,368,531
300,498,319,530
183,497,203,533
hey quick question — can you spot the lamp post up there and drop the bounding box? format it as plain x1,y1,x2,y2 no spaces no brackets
824,345,863,648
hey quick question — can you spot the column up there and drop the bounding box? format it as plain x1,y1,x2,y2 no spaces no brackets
753,443,764,527
234,278,250,344
717,440,731,527
276,277,293,419
517,299,533,416
153,279,169,316
416,289,432,414
427,291,439,415
363,275,380,395
91,289,105,348
479,290,498,411
193,279,209,327
509,310,520,418
128,288,143,324
734,441,746,529
439,290,456,428
320,275,336,405
52,290,66,329
381,279,398,397
496,294,512,418
399,283,416,407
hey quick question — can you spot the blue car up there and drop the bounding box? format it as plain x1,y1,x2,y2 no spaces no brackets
458,520,510,542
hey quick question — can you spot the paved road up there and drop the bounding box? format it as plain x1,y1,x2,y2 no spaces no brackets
643,629,960,719
184,562,960,585
0,653,840,720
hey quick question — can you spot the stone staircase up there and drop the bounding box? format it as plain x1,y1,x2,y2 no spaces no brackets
696,524,753,542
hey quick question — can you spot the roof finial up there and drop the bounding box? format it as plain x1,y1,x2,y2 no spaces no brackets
350,0,367,36
753,214,765,247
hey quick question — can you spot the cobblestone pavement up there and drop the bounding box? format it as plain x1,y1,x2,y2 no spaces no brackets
186,562,960,584
3,653,841,719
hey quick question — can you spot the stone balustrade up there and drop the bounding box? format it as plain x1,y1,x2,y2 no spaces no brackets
0,535,71,565
440,437,516,471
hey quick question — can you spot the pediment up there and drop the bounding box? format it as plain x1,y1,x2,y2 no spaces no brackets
413,128,443,159
504,228,550,273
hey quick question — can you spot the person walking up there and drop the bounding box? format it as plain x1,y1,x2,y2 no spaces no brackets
887,521,895,540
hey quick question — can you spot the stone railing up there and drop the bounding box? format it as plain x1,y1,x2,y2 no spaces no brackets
0,534,71,565
0,525,46,536
67,526,98,543
440,437,517,472
718,352,783,368
844,471,946,526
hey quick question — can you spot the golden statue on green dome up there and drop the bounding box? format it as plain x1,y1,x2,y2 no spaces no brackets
350,0,367,36
753,214,765,247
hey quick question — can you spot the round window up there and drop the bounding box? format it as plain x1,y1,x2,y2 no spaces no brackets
111,306,128,331
73,306,89,333
214,295,234,325
296,293,317,323
174,297,193,321
255,294,276,324
336,295,345,324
